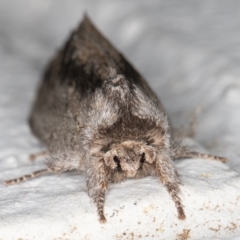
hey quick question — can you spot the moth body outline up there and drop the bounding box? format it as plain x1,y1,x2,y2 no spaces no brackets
4,15,227,223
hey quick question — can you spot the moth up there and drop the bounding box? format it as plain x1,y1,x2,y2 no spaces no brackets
4,15,226,223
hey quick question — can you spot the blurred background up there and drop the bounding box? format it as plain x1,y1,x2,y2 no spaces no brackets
0,0,240,172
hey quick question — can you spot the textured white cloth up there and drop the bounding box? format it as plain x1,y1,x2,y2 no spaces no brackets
0,1,240,239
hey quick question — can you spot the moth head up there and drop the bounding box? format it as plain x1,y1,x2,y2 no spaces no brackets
103,141,156,177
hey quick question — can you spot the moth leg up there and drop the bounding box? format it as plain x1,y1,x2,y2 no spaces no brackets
173,147,227,163
86,159,109,223
156,156,185,220
29,150,49,161
4,168,51,186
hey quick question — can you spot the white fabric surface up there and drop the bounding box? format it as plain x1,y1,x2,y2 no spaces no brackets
0,1,240,239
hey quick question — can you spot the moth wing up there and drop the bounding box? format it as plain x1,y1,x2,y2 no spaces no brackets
53,15,156,94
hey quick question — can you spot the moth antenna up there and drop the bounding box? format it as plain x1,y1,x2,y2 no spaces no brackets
173,148,227,163
4,169,51,186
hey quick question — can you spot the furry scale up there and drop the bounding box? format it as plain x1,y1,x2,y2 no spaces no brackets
4,15,226,223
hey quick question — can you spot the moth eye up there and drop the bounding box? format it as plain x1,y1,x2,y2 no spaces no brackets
140,153,145,163
113,156,120,166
